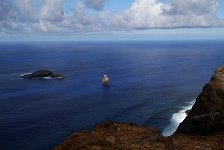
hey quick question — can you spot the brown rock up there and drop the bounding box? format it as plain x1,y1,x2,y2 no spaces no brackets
53,121,168,150
176,67,224,135
185,109,191,115
53,121,224,150
106,136,116,143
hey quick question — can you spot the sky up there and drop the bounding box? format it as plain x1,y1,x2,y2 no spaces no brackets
0,0,224,41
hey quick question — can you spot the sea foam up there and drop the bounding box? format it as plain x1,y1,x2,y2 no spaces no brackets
162,101,194,136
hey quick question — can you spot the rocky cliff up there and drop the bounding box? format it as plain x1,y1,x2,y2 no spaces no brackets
176,67,224,135
54,67,224,150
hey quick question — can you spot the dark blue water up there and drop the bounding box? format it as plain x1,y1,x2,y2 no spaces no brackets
0,40,224,150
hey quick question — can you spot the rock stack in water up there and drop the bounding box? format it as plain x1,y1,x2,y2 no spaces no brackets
20,70,64,79
176,67,224,135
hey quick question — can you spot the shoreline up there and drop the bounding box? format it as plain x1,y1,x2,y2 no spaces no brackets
162,101,195,136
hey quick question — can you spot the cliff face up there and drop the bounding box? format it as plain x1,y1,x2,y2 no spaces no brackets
176,67,224,135
54,67,224,150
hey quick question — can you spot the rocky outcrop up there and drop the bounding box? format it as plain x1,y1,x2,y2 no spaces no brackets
176,67,224,135
20,70,64,79
31,70,53,78
102,74,110,86
54,121,167,150
54,121,224,150
54,67,224,150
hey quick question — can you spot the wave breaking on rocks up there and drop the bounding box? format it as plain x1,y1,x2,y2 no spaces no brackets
162,101,194,136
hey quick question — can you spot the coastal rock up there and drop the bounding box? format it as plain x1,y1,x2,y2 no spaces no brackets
20,70,64,79
31,70,53,78
102,74,110,86
53,121,167,150
176,67,224,135
185,109,191,115
54,121,224,150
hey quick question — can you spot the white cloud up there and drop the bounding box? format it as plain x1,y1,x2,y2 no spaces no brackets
112,0,166,29
0,0,223,34
112,0,223,29
168,0,219,15
85,0,107,11
41,0,64,22
16,0,40,22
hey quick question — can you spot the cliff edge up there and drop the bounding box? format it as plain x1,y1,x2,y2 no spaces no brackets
54,67,224,150
176,67,224,135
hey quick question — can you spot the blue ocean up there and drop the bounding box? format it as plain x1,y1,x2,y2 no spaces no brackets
0,40,224,150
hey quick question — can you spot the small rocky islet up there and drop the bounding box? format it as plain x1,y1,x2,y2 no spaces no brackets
54,67,224,150
20,70,64,79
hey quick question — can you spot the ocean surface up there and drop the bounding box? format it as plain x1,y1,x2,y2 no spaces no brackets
0,40,224,150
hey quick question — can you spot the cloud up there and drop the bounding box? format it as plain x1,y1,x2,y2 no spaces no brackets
167,0,219,15
85,0,107,11
112,0,223,29
41,0,64,22
0,0,223,34
0,1,12,20
112,0,165,29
